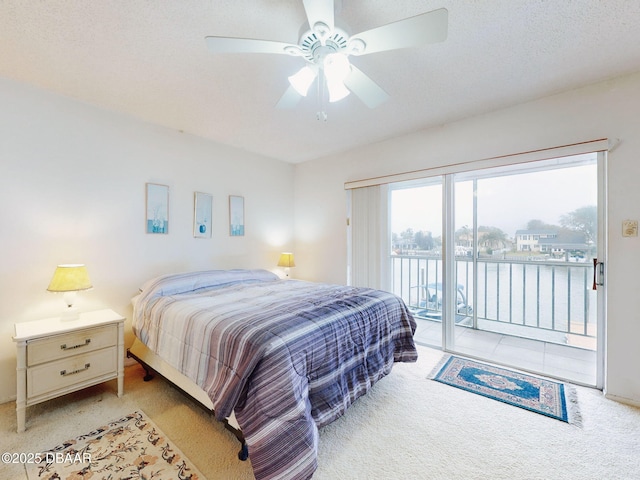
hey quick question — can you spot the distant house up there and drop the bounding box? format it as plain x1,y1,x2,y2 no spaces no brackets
514,230,557,252
515,229,588,256
392,239,418,252
539,231,589,257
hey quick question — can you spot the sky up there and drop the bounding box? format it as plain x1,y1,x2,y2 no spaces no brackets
391,155,598,238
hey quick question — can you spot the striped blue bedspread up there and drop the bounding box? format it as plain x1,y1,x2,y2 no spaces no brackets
132,270,417,479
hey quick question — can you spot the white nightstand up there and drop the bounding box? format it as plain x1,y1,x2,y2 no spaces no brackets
13,309,125,432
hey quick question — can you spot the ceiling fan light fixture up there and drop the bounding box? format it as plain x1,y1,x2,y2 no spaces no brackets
327,80,350,102
288,65,317,96
206,4,448,113
323,53,352,103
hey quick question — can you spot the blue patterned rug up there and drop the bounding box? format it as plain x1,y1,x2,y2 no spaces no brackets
430,355,580,425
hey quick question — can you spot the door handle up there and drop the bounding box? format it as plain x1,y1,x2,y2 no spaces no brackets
593,258,604,289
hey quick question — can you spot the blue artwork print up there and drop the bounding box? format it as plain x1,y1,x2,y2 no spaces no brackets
194,192,213,238
146,183,169,234
229,195,245,236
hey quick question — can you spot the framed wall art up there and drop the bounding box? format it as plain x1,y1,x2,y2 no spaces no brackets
193,191,213,238
229,195,245,236
145,183,169,234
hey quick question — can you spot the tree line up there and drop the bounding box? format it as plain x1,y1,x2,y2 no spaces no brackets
393,205,596,252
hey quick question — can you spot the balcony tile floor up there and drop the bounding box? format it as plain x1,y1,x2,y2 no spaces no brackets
414,317,598,386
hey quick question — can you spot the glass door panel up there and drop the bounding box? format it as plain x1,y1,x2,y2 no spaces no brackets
389,178,443,348
449,155,599,385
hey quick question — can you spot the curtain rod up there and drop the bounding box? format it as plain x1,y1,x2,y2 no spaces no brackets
344,138,615,190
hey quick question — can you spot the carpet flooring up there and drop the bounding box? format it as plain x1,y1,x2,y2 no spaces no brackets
2,345,640,479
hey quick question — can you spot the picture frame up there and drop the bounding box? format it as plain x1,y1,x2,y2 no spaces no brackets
145,183,169,234
193,192,213,238
229,195,245,236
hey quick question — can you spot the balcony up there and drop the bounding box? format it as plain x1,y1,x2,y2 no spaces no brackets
391,253,597,385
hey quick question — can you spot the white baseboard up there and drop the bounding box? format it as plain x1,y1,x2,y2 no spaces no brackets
0,394,16,405
604,392,640,408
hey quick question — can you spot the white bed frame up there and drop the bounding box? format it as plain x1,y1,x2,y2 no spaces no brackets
127,338,248,459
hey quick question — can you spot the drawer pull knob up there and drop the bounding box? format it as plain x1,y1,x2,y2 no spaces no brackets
60,363,91,376
60,339,91,350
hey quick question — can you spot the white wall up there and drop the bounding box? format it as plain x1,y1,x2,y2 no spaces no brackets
0,78,295,403
294,71,640,405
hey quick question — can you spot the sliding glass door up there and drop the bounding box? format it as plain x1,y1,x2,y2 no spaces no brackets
450,154,600,385
389,153,604,386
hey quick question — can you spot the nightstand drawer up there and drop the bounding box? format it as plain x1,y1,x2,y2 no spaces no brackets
27,324,117,367
26,346,117,400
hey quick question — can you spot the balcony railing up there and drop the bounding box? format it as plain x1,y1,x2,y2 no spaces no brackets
391,254,596,347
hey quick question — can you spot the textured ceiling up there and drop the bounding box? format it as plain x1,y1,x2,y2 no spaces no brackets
1,1,640,163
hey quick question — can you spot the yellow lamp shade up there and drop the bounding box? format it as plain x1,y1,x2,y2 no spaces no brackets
47,264,93,292
277,253,295,268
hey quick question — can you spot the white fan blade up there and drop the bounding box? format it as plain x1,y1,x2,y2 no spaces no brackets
343,65,389,109
205,36,301,55
348,8,448,56
303,0,334,35
276,85,304,109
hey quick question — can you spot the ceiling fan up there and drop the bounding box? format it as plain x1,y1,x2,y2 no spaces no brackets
205,1,447,114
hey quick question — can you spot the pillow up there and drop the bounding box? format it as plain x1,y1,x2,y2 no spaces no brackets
138,269,279,298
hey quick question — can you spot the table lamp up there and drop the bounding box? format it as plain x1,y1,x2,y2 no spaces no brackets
47,264,93,320
277,252,295,278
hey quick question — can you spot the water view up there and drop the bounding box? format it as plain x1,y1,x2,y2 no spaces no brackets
389,155,599,351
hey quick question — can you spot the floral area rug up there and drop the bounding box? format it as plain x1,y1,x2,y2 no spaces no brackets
25,410,203,480
430,355,581,425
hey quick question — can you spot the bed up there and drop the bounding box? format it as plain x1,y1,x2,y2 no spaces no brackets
128,269,418,480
